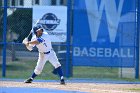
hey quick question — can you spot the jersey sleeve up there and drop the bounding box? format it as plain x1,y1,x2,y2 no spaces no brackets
37,38,43,43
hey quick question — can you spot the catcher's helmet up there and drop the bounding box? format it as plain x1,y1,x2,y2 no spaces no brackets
33,24,43,35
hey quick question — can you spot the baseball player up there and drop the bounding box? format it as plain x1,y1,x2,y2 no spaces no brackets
22,25,65,84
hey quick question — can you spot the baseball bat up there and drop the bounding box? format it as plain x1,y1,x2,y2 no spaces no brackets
26,19,41,39
26,31,32,39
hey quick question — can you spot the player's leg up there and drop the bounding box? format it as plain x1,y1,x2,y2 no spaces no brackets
24,53,47,83
48,50,65,84
53,66,65,84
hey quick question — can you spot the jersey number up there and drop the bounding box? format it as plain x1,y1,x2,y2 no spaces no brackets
43,43,47,47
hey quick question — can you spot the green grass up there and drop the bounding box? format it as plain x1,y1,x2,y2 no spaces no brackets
0,60,59,80
0,60,139,81
0,60,118,80
128,88,140,92
73,66,118,79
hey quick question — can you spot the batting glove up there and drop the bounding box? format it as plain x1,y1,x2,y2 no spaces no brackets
22,38,29,45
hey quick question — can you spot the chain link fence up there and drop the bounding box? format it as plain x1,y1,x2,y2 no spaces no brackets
0,0,139,80
0,0,69,80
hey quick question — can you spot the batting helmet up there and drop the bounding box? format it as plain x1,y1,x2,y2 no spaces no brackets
33,24,43,35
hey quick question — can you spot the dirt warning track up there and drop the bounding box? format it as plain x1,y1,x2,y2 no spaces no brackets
1,80,140,93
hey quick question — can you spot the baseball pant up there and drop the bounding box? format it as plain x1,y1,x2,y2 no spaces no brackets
34,50,61,75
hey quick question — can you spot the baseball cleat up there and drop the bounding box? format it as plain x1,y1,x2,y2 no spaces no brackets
60,79,65,85
24,78,33,83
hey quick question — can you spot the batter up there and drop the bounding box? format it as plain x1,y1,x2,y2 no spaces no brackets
22,25,65,84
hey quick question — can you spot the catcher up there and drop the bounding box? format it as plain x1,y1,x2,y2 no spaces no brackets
22,25,65,84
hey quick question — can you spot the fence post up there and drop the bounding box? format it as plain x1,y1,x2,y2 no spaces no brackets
2,0,8,77
137,0,140,78
66,0,72,78
135,0,140,79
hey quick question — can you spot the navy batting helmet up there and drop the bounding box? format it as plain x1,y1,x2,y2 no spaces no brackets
33,24,43,35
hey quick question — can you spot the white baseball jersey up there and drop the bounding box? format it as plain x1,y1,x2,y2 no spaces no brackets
31,31,52,52
31,31,61,75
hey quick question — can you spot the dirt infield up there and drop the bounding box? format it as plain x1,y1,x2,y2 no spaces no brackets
1,81,140,93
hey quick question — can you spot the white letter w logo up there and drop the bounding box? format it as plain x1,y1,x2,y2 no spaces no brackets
85,0,124,43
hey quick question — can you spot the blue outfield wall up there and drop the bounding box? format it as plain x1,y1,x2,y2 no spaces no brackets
72,0,137,67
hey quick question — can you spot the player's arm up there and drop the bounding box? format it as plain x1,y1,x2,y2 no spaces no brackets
28,40,39,45
22,38,34,51
23,38,42,51
27,38,43,45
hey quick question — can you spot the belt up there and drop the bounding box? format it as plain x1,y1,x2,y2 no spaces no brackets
43,51,50,54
